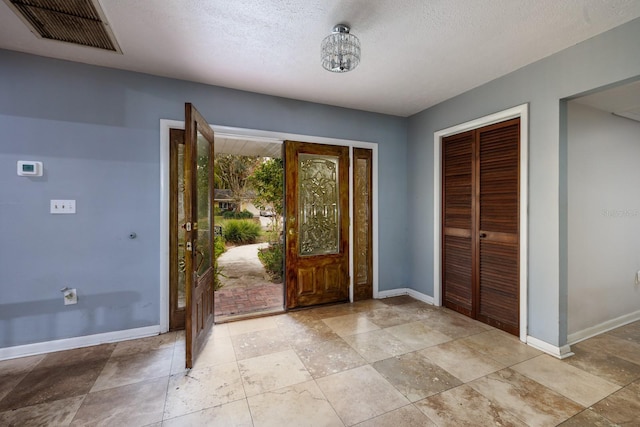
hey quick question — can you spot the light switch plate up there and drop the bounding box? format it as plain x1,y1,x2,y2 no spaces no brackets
50,200,76,214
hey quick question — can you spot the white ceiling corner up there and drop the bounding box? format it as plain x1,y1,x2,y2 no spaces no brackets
0,0,639,117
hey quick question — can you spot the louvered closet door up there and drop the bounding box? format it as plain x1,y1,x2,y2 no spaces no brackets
441,118,520,336
442,131,475,317
476,119,520,335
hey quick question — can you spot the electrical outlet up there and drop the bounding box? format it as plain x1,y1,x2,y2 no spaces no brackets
63,288,78,305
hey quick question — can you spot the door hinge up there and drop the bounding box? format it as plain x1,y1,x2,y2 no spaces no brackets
186,241,192,251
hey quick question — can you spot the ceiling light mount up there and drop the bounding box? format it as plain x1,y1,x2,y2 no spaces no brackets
321,24,360,73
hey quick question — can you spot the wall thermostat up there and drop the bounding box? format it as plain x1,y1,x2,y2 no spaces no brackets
17,161,43,177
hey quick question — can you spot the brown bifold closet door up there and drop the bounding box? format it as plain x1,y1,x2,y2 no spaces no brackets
442,118,520,335
353,148,373,301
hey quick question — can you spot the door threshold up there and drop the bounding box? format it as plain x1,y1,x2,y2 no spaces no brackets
214,307,286,324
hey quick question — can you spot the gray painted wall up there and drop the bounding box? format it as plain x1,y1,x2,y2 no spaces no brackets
567,102,640,336
0,50,408,348
407,18,640,346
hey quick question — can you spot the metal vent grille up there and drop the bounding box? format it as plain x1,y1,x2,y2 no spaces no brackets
6,0,121,52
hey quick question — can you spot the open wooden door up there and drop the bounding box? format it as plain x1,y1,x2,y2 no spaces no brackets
184,103,216,368
284,141,350,308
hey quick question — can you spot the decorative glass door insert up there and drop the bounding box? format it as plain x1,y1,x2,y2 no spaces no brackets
298,154,340,256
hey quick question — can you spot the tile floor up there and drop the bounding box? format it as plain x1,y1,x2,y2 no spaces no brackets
1,296,639,426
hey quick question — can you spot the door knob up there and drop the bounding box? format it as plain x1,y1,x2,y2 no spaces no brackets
479,233,487,238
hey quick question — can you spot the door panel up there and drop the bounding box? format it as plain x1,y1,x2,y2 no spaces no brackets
285,141,349,308
184,103,216,368
169,129,186,331
441,119,520,335
477,119,520,334
442,130,475,316
353,148,373,301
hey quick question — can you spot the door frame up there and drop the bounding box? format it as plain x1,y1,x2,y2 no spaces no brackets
432,104,529,342
159,119,379,332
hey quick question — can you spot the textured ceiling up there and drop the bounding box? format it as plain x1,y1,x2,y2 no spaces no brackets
1,0,640,117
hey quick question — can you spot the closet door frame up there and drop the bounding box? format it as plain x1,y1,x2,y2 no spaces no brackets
433,104,529,342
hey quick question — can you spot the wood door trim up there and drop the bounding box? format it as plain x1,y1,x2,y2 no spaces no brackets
353,148,373,301
169,128,185,331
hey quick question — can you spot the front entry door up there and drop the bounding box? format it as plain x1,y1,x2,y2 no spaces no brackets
284,141,350,308
184,103,216,368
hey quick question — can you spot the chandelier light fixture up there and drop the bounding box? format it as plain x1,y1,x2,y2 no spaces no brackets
321,24,361,73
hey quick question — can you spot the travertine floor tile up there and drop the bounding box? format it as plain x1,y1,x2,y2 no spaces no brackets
558,408,619,427
459,330,541,366
576,333,640,365
238,349,311,396
355,404,436,427
363,306,425,328
322,313,380,337
0,345,113,411
605,320,640,345
91,347,173,392
248,380,344,427
192,334,237,370
71,377,167,426
163,399,253,427
415,384,527,427
278,316,341,347
420,339,503,382
378,295,416,306
0,354,44,402
343,329,413,362
420,310,492,338
294,338,366,378
591,380,640,425
317,365,409,426
228,316,279,336
2,297,637,427
0,395,84,426
512,354,620,407
111,333,176,357
468,368,583,427
231,328,291,360
564,344,640,386
384,321,451,351
164,362,245,419
373,352,462,402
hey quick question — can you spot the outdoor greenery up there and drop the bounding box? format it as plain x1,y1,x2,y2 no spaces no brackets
213,235,226,291
214,235,226,258
215,154,261,212
223,219,261,244
249,158,284,235
257,243,284,282
222,209,254,220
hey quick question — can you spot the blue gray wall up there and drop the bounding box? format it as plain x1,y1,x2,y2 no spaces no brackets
567,102,640,337
407,18,640,346
0,50,407,348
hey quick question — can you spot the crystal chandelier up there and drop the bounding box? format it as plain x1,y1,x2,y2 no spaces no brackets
321,24,361,73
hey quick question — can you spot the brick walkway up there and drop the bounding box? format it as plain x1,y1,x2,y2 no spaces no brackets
214,282,283,320
213,243,284,321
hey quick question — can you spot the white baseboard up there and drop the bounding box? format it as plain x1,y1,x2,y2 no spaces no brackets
0,325,161,361
526,335,574,359
567,309,640,345
377,288,434,305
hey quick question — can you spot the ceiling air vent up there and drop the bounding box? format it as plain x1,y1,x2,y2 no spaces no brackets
4,0,121,52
